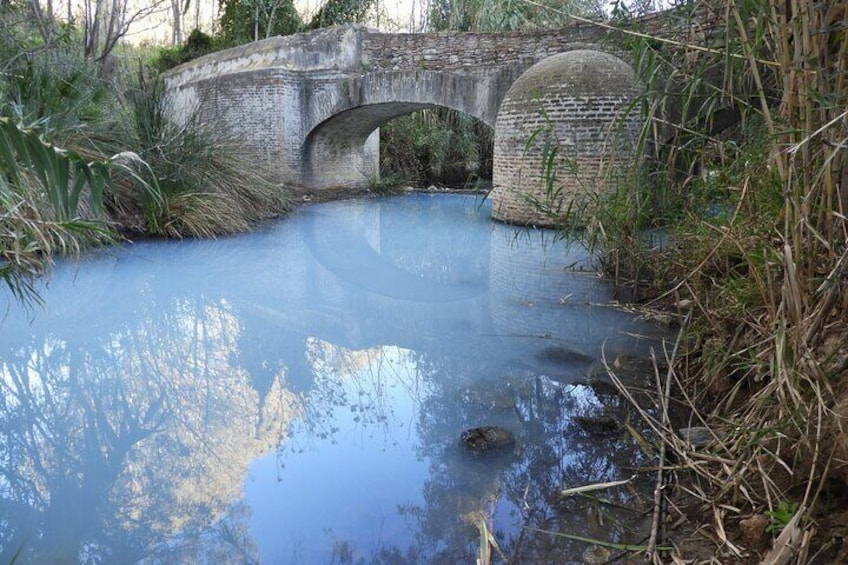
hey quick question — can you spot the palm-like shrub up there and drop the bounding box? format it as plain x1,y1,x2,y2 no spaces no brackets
0,117,114,304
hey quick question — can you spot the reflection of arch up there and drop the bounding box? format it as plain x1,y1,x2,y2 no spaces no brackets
303,200,487,302
302,70,505,188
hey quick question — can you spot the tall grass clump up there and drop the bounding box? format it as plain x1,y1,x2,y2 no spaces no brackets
587,0,848,560
86,76,290,238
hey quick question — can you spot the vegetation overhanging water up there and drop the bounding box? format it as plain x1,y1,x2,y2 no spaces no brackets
0,194,672,563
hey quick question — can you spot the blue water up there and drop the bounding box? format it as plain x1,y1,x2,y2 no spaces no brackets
0,194,667,563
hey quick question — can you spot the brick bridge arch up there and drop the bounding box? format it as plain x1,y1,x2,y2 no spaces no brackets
162,24,619,191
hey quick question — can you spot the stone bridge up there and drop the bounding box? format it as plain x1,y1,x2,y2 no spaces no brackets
163,23,638,224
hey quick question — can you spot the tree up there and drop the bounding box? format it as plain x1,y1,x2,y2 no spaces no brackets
81,0,169,63
427,0,606,32
170,0,183,44
308,0,375,29
27,0,57,44
217,0,302,46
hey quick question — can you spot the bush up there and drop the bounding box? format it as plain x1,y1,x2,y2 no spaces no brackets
153,29,216,72
380,109,492,186
91,77,291,237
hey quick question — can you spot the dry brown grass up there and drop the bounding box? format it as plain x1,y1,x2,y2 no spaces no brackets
590,1,848,562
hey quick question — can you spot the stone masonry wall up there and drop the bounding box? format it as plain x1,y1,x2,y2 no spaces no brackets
360,25,611,71
492,96,639,226
179,68,307,183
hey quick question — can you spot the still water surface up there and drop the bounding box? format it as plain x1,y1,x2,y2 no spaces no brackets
0,194,667,563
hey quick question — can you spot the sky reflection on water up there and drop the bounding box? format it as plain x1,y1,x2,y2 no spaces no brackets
0,194,670,563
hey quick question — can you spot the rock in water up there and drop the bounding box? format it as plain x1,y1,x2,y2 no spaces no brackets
572,414,621,436
535,346,594,366
460,426,515,455
679,426,713,447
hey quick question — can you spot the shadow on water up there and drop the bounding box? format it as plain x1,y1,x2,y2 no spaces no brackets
0,194,671,563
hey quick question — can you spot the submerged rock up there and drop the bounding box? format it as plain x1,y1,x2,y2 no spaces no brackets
535,346,594,366
460,426,515,455
582,545,611,564
572,414,622,437
678,426,714,447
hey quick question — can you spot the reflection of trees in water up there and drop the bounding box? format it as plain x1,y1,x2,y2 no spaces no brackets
0,297,295,563
273,340,425,453
0,195,667,563
319,348,657,564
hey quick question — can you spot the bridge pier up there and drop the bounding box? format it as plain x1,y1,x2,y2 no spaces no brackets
491,50,640,227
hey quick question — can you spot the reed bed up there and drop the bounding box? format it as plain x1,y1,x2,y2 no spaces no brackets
592,0,848,561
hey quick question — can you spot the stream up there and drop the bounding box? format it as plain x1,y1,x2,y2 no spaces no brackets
0,193,670,563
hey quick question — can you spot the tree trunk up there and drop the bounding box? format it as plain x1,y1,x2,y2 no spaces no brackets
29,0,56,45
171,0,183,45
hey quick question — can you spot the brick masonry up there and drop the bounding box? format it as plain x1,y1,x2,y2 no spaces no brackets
491,51,640,227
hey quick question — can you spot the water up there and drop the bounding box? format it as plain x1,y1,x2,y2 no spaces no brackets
0,194,668,564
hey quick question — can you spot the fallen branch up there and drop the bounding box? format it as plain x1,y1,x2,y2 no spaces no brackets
560,475,637,498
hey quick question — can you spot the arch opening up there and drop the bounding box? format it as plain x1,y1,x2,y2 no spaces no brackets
304,102,494,190
379,108,494,187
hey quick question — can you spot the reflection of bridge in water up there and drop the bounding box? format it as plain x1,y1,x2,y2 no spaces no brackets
209,196,664,395
3,195,665,394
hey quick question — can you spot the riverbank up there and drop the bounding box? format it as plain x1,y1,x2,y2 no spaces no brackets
286,181,491,206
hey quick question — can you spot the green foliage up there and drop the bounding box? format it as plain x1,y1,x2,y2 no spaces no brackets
1,50,110,130
0,15,120,304
217,0,302,47
0,117,108,220
766,502,799,534
0,117,115,305
308,0,375,29
153,29,216,72
0,12,293,306
379,109,492,186
427,0,604,32
90,77,290,237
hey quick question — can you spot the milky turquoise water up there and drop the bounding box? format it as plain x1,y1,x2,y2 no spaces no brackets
0,194,667,563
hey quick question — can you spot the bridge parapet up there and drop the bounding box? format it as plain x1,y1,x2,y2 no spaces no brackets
164,24,615,91
164,26,365,90
359,25,609,72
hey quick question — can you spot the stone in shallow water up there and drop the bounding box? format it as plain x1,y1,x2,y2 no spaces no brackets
535,345,594,366
582,544,611,564
572,414,622,437
678,426,713,447
460,426,515,455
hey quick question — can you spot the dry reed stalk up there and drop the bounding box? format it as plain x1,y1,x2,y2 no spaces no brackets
523,0,847,559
